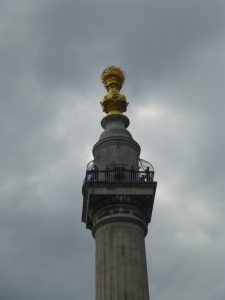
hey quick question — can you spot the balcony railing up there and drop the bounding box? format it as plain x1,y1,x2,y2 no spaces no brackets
86,158,154,173
85,169,154,183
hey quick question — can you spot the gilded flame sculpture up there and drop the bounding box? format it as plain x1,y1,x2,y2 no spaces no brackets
100,66,129,115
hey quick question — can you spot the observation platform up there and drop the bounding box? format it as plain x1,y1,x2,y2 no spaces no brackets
82,161,157,229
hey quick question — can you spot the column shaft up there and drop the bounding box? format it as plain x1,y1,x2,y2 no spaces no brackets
95,220,150,300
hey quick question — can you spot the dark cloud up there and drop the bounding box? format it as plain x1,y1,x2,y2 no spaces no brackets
0,0,224,299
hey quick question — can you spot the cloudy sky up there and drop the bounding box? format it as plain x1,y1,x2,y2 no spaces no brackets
0,1,224,299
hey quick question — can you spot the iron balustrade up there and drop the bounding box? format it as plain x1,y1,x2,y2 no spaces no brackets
86,159,154,173
85,170,154,183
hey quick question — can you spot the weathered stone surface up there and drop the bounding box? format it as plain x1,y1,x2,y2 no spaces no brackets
93,114,140,171
82,111,156,300
94,205,150,300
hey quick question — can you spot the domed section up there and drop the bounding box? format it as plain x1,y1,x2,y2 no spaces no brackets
99,127,133,140
101,114,129,129
99,114,132,140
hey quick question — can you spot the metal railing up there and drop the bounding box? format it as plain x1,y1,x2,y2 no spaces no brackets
86,158,154,172
85,169,154,183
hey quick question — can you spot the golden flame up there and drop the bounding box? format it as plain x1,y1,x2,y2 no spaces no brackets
100,66,128,115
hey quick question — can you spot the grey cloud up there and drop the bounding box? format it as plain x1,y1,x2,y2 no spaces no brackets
0,0,224,299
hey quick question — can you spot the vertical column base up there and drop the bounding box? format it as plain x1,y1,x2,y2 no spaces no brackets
93,204,150,300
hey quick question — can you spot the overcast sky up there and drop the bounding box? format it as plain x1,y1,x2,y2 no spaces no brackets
0,1,224,300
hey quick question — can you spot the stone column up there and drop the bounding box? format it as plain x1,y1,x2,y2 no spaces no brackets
93,205,150,300
82,66,157,300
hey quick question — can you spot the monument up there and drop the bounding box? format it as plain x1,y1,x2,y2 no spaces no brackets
82,66,157,300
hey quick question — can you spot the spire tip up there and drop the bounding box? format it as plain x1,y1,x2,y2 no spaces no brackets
100,66,128,115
